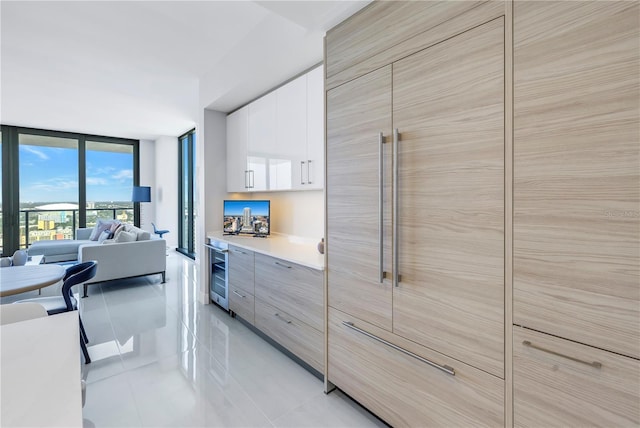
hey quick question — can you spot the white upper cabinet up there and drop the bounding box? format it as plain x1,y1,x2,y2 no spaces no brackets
226,106,249,193
248,91,277,191
226,65,325,192
305,66,324,190
277,74,307,190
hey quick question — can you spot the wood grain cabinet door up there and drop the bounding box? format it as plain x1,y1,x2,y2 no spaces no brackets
514,1,640,359
326,66,393,331
228,246,254,296
514,327,640,427
391,18,505,378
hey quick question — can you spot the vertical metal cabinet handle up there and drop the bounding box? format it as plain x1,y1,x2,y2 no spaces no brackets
274,261,292,269
307,160,312,184
342,321,455,376
274,313,292,324
379,132,386,283
300,161,306,185
244,170,249,189
250,170,255,188
232,290,246,298
522,341,602,368
393,128,400,287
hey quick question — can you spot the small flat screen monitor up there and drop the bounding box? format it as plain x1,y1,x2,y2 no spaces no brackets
223,200,270,237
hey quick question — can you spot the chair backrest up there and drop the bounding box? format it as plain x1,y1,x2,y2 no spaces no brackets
62,261,98,310
151,222,158,233
1,302,48,325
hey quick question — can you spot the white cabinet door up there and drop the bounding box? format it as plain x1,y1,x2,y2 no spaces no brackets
277,74,307,190
248,91,277,191
226,106,249,192
305,65,324,190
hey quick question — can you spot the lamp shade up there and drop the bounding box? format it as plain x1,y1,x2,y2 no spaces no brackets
132,186,151,203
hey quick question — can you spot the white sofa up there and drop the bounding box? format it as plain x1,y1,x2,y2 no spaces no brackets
29,226,166,297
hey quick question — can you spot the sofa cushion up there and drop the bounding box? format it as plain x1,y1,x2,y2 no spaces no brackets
123,224,150,241
89,219,118,241
115,230,137,243
98,230,111,243
29,240,83,256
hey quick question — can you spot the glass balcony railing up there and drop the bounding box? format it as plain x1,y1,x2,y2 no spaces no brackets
19,208,134,249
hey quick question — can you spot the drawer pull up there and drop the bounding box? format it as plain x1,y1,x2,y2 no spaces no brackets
274,313,292,324
342,321,455,376
231,248,246,254
274,261,292,269
522,341,602,369
232,290,246,298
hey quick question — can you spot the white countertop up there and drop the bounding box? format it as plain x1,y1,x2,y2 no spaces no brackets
207,232,325,270
0,311,83,427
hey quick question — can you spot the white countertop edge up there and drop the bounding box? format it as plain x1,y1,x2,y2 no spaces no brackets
206,231,325,271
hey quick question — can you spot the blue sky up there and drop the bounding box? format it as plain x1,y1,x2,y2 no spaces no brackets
19,145,133,203
224,200,270,216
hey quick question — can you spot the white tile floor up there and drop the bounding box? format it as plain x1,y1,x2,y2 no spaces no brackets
4,253,384,427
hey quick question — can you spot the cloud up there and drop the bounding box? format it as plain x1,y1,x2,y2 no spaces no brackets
21,146,49,160
112,169,133,180
86,177,108,186
31,179,78,192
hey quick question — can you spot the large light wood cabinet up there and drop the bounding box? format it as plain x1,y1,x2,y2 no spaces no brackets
513,0,640,360
326,4,506,427
326,0,639,426
512,1,640,426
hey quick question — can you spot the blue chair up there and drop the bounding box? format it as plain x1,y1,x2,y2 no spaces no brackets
15,261,98,364
152,222,169,239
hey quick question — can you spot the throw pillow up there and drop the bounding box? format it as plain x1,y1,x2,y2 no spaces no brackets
98,229,111,244
89,219,117,241
114,230,137,243
111,223,125,240
108,221,121,237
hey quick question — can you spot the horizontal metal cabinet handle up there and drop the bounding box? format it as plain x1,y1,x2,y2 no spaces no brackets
274,261,292,269
274,313,292,324
232,290,246,298
231,248,246,254
342,321,455,376
522,341,602,369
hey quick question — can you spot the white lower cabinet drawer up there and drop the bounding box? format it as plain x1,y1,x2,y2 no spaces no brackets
328,307,504,427
255,299,324,372
229,288,255,325
514,326,640,427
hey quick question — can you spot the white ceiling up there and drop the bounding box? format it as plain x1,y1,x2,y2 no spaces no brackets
0,1,369,141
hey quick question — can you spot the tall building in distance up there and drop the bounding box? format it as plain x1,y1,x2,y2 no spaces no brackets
241,207,253,232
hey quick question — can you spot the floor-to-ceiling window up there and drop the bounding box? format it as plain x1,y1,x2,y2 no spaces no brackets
178,129,195,259
19,133,79,248
0,126,138,256
86,140,135,228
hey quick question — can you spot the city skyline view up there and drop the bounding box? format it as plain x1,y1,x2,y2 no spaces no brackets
19,143,134,204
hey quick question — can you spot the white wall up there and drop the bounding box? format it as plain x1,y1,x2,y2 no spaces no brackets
138,139,156,233
153,136,179,249
196,108,227,304
226,190,324,240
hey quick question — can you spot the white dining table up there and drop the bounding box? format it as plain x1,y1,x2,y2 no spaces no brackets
0,264,66,297
0,311,83,427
